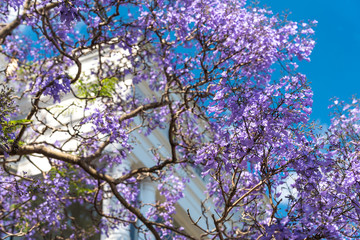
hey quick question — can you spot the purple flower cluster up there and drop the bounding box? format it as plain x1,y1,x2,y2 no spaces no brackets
59,3,81,25
82,108,130,147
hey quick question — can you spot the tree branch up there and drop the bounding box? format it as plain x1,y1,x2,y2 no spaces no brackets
0,1,59,44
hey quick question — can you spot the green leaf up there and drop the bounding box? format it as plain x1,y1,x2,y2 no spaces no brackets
8,119,32,126
75,77,118,98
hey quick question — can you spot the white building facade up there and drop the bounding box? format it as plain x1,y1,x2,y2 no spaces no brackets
0,46,213,239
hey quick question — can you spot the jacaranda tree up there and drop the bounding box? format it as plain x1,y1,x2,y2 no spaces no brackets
0,0,358,239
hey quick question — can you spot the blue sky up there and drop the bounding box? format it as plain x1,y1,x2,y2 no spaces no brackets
262,0,360,124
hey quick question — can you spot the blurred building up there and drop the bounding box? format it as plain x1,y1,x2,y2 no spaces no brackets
0,46,211,239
